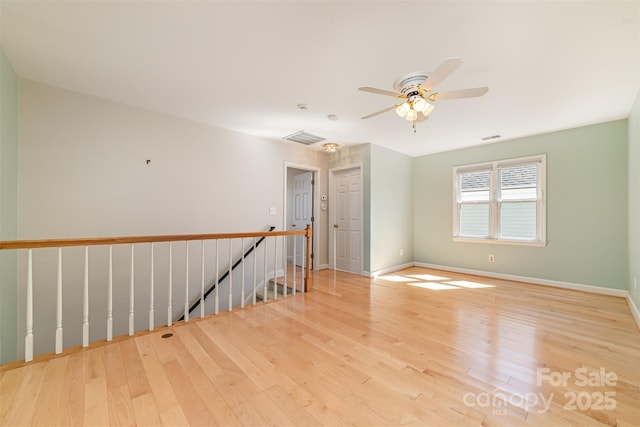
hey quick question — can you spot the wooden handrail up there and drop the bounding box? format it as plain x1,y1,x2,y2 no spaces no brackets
0,227,310,250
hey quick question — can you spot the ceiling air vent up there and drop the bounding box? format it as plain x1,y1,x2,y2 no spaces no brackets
283,131,326,145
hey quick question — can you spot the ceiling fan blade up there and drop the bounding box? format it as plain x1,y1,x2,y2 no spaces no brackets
419,57,463,92
358,86,403,98
361,105,397,120
430,87,488,101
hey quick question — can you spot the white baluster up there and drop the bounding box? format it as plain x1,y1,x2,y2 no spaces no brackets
252,238,257,305
292,236,297,295
184,241,189,322
25,249,33,362
214,239,219,315
200,240,205,318
301,238,305,293
129,244,135,336
149,243,155,331
263,237,268,302
240,238,245,309
168,242,173,327
55,247,63,354
273,234,278,300
228,239,233,311
83,246,89,347
283,236,287,298
107,245,113,341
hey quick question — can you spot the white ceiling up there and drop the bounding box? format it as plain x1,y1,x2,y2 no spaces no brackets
1,1,639,157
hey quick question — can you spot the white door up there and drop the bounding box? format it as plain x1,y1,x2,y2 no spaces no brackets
293,172,312,264
334,168,361,273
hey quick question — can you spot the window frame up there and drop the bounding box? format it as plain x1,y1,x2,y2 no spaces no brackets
452,155,546,246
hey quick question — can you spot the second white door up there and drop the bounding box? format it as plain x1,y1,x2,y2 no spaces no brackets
334,167,361,274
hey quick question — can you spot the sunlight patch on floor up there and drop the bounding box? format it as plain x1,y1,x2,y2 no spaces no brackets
378,275,419,282
445,280,494,289
377,273,496,290
407,274,451,281
407,282,460,290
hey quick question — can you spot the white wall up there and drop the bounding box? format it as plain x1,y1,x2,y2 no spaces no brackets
19,79,330,239
17,79,329,357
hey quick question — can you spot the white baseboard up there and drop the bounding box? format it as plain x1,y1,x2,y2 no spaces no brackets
627,294,640,330
318,264,330,270
370,262,415,277
414,262,629,298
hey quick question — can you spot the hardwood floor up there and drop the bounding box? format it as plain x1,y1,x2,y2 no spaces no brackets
1,267,639,426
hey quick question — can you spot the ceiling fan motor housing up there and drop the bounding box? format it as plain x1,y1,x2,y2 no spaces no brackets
393,71,429,95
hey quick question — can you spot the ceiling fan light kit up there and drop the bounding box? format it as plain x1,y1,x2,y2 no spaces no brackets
395,97,434,121
359,58,488,133
323,142,339,152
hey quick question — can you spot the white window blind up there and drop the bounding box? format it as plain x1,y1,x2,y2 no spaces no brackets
498,163,538,240
453,156,546,245
458,170,490,238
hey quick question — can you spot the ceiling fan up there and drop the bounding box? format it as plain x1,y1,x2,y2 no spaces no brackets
359,57,488,133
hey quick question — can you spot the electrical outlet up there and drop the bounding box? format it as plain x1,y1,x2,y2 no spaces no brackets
400,249,404,256
488,254,495,262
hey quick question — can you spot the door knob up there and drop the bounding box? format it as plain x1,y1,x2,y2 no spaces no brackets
334,224,339,229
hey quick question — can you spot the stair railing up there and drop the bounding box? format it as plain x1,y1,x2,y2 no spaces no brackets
177,226,276,321
0,225,312,363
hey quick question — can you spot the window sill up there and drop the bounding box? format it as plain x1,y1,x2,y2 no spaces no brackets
452,237,547,247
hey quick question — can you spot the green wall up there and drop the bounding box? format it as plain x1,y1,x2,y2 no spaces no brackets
629,90,640,306
414,120,629,289
0,49,18,363
370,144,413,272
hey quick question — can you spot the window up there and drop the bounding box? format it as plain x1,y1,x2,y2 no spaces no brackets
453,155,546,245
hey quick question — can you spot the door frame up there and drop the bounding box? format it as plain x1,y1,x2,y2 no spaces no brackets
329,164,363,275
284,162,320,270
